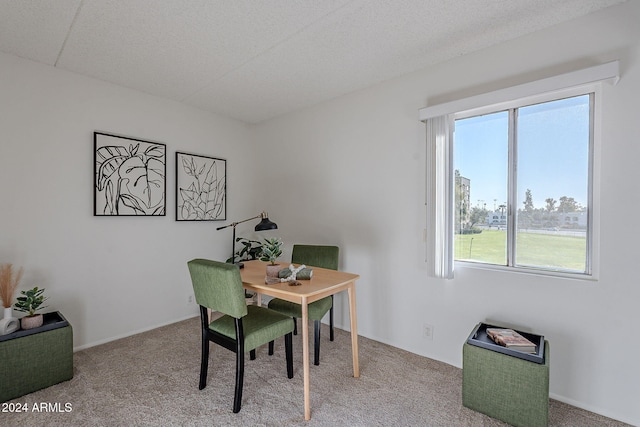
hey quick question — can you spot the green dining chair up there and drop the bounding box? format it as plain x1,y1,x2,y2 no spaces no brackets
187,258,294,413
268,244,339,366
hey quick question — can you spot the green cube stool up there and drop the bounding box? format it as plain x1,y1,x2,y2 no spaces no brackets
0,319,73,402
463,338,550,427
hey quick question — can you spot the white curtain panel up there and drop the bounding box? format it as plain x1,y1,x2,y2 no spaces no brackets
425,115,454,279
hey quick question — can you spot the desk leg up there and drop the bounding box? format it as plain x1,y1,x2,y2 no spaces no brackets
301,296,311,420
348,283,360,378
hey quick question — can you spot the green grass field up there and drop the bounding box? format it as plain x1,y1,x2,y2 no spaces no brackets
454,229,586,271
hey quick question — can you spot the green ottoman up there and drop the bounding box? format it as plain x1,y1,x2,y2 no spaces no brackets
0,313,73,402
463,335,549,427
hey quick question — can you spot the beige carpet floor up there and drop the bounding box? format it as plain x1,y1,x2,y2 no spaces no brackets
3,317,633,426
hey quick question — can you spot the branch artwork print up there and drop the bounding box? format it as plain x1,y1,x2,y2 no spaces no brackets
94,133,166,216
176,152,226,221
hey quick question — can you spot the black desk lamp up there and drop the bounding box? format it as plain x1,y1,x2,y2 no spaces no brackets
216,211,278,268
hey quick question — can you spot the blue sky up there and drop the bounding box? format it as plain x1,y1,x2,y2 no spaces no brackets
453,95,590,211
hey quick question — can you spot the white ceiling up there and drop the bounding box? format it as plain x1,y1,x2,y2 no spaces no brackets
0,0,626,124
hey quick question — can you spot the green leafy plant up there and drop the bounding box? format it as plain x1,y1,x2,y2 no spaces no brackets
14,287,48,317
226,237,264,263
259,237,283,265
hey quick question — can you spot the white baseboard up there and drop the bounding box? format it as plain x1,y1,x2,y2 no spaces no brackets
72,313,199,352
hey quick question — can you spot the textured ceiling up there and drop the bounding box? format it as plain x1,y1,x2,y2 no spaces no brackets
0,0,627,124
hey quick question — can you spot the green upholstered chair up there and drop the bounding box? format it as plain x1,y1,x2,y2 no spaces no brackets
187,258,294,413
268,244,339,366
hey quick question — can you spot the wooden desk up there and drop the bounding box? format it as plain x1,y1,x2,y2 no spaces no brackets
240,260,360,420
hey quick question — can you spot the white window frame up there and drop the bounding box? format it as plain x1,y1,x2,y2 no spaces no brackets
421,61,618,280
453,86,598,280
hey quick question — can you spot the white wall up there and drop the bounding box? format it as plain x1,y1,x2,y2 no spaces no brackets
0,52,260,349
253,2,640,425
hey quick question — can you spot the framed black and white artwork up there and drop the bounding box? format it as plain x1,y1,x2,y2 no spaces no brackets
175,152,226,221
94,132,167,216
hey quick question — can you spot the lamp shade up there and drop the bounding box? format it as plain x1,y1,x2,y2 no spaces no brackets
255,216,277,231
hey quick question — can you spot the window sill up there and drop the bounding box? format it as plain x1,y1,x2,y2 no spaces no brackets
454,260,598,282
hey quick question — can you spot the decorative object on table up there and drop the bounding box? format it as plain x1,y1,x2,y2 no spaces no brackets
278,264,313,282
261,237,283,278
216,211,277,268
225,237,264,264
0,263,22,335
175,152,226,221
14,287,48,330
94,132,166,216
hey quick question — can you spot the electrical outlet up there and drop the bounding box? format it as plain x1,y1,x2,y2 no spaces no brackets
423,323,434,340
187,294,194,304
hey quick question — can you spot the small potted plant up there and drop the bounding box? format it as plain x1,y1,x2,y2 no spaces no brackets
260,237,283,278
14,286,48,330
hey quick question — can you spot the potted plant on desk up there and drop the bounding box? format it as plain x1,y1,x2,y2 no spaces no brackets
260,237,283,278
14,286,48,330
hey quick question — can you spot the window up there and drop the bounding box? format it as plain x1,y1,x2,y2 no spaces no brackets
453,93,593,274
421,61,618,279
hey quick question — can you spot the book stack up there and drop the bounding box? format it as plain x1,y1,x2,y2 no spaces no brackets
486,328,537,353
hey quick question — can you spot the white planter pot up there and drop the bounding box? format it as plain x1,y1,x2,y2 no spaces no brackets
0,307,19,335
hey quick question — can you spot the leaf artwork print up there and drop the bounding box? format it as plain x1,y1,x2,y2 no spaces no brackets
176,152,226,221
94,133,166,216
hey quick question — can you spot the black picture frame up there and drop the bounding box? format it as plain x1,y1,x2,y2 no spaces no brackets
94,132,167,216
175,152,226,221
